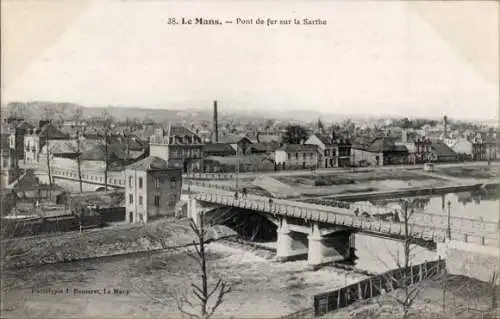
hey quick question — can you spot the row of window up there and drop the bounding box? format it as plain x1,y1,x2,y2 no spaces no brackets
128,175,177,189
129,194,161,207
287,152,316,160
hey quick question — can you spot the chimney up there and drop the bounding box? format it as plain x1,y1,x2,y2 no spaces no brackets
213,100,219,143
443,115,448,138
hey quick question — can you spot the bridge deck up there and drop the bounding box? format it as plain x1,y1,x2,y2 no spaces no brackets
191,186,498,247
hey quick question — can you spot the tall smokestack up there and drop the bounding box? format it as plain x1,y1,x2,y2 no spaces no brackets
213,100,219,143
443,115,448,139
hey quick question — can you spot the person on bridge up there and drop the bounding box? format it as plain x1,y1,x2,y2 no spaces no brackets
269,198,273,211
242,188,248,198
234,191,239,200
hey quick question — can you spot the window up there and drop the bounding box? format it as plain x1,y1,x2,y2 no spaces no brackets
287,153,291,160
324,150,328,156
138,177,143,188
170,177,177,188
303,153,306,160
295,153,298,159
129,194,133,204
154,195,160,207
129,176,132,188
154,177,160,189
139,196,143,205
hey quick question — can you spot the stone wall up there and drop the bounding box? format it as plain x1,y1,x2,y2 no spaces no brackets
437,239,500,284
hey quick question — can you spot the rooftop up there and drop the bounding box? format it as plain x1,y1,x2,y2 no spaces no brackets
126,156,169,171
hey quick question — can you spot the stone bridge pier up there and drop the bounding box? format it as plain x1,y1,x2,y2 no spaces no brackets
276,217,356,270
188,198,356,270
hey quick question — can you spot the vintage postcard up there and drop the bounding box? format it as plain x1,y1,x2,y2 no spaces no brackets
1,1,499,318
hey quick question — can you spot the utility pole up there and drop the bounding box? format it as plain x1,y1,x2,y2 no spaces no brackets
447,200,451,240
76,130,83,193
235,147,240,192
45,120,52,199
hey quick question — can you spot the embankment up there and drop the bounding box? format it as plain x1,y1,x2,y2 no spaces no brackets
2,218,198,269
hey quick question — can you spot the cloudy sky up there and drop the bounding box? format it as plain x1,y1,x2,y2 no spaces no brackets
2,1,498,120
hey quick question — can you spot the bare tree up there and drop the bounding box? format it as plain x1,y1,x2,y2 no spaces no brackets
41,107,56,198
366,199,436,319
174,216,231,319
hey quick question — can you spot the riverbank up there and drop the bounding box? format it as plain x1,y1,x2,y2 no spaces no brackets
2,218,196,269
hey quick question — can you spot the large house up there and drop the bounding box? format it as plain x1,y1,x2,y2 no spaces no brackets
149,125,204,173
24,121,69,163
8,120,34,163
1,133,16,188
125,156,182,223
274,144,319,170
352,136,408,166
305,133,338,168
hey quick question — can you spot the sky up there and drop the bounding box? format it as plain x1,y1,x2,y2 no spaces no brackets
2,1,499,120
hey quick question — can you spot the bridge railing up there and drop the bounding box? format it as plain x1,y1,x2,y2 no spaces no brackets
193,191,498,246
184,172,235,180
51,167,125,188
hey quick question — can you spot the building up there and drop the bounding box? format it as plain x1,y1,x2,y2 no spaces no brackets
218,135,253,154
125,156,182,223
414,138,433,163
24,122,69,163
202,143,237,157
305,133,338,168
1,133,16,188
8,120,34,163
352,137,408,166
274,144,319,170
337,139,352,167
149,125,204,173
483,135,498,161
429,142,458,162
245,142,281,155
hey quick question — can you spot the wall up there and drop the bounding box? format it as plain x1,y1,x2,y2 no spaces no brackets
352,148,382,166
437,239,500,284
150,144,170,162
146,169,182,221
452,140,473,156
125,169,148,223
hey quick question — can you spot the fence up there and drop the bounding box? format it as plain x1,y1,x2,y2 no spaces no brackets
278,308,314,319
313,259,446,317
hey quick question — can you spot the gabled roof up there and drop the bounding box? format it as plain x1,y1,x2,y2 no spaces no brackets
16,121,34,131
39,123,69,139
126,156,168,170
203,143,237,154
80,142,143,161
171,125,197,136
278,144,318,152
312,133,336,146
219,134,252,144
256,134,281,143
431,142,457,157
247,142,281,153
367,137,398,153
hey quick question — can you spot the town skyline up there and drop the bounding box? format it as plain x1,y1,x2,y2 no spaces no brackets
3,1,498,121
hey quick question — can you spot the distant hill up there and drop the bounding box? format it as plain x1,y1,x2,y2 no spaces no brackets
3,101,328,124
